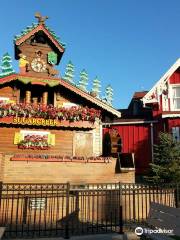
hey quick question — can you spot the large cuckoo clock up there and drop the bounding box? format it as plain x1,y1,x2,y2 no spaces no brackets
14,13,65,78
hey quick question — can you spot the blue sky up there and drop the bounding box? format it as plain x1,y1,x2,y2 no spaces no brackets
1,0,180,109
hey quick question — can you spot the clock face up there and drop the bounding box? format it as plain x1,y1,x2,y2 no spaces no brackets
31,58,46,72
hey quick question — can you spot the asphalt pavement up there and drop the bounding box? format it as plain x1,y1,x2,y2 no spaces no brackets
11,233,120,240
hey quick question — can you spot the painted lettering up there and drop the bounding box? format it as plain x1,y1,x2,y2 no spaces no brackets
12,117,57,126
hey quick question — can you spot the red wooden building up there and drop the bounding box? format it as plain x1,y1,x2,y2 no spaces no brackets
103,59,180,174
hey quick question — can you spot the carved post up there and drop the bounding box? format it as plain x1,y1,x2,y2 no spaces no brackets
32,97,38,106
25,91,31,104
42,92,48,105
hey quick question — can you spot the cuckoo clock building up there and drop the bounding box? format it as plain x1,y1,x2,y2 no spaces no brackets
0,14,135,183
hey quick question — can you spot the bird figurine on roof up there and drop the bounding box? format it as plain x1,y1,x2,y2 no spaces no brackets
35,12,48,25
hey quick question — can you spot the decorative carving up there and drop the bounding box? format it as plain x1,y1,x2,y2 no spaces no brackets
90,91,97,97
157,80,168,96
32,97,38,106
109,128,120,138
35,12,48,25
56,92,61,101
46,65,59,77
19,54,29,74
48,51,57,65
91,77,101,98
12,86,18,97
0,53,15,77
25,91,31,104
64,61,74,83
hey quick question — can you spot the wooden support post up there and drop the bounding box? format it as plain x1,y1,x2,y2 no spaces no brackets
42,92,48,105
25,91,31,104
32,97,38,106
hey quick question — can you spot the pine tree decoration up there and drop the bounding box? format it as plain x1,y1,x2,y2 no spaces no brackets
104,85,113,105
91,76,101,97
146,132,180,184
64,60,74,83
0,53,15,77
78,69,88,91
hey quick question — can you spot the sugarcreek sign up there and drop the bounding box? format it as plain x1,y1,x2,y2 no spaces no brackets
0,116,95,128
13,117,57,126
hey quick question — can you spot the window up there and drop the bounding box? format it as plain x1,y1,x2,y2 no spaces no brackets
20,130,50,138
172,127,180,142
172,86,180,110
14,130,55,149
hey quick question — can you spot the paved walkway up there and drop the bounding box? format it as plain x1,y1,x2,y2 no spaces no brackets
12,233,120,240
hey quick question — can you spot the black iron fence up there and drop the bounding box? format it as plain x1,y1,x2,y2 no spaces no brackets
0,182,179,239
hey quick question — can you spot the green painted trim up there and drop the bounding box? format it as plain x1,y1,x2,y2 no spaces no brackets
18,77,60,87
14,23,66,49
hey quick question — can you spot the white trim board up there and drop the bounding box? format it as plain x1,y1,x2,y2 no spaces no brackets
142,58,180,104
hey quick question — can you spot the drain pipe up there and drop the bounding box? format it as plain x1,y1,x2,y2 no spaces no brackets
150,123,154,163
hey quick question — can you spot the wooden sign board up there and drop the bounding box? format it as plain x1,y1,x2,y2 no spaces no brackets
0,116,95,129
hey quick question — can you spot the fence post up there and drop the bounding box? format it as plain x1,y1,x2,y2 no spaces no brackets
174,184,179,208
0,182,2,209
133,188,136,221
119,182,123,234
75,190,79,219
65,182,70,239
23,196,28,224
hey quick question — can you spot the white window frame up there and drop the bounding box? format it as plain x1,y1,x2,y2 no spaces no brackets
20,130,50,139
172,127,180,142
170,84,180,111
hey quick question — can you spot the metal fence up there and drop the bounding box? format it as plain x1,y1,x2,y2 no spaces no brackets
0,182,179,239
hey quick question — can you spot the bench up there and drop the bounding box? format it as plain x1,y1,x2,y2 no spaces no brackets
0,227,5,239
147,202,180,235
114,202,180,240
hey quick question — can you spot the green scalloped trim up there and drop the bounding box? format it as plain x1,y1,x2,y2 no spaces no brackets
18,77,60,87
45,25,66,48
14,23,38,42
14,23,66,49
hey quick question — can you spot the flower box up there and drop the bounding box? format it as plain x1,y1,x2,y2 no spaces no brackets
10,155,112,163
18,134,49,150
0,102,101,123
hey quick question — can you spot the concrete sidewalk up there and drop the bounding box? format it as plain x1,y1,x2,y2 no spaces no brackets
13,233,120,240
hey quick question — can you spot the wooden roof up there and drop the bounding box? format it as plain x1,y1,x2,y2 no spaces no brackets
133,91,148,99
14,23,65,64
0,74,121,117
15,24,65,51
